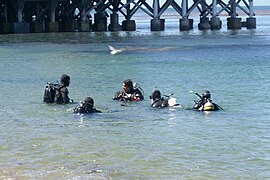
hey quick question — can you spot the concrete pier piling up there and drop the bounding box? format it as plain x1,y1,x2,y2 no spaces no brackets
122,20,136,31
64,19,76,32
30,22,43,33
80,21,91,32
247,0,256,29
180,18,189,31
2,22,29,34
0,0,257,34
227,17,242,30
46,22,59,32
247,17,256,29
210,17,221,30
108,13,122,31
180,18,193,31
198,17,211,30
92,13,107,32
151,18,165,31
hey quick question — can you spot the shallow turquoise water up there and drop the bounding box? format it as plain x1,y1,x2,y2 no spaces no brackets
1,22,270,179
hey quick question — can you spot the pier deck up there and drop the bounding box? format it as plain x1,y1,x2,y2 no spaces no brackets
0,0,256,34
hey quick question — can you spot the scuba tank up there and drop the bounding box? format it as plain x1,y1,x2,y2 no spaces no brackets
133,83,144,95
166,94,180,107
133,83,144,101
201,99,215,111
193,96,222,111
150,89,181,108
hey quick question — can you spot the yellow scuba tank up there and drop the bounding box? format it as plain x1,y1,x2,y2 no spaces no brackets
203,101,215,111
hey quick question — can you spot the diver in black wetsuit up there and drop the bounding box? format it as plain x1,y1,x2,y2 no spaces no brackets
56,74,71,104
74,97,102,114
113,79,144,101
150,89,169,108
193,90,222,111
43,74,72,104
193,90,211,109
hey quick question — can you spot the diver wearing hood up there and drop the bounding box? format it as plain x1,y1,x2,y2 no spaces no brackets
113,79,144,101
43,74,72,104
74,97,102,114
150,89,169,108
193,90,222,111
56,74,71,104
150,89,180,108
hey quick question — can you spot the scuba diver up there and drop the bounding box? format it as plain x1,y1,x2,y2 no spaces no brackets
192,90,222,111
150,89,180,108
43,74,73,104
150,89,168,108
74,97,102,114
113,79,144,101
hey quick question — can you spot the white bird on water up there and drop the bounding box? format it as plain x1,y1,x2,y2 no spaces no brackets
108,45,191,55
108,45,122,55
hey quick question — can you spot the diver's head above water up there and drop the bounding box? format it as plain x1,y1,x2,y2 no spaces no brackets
60,74,71,87
122,79,134,94
150,89,162,101
202,90,211,99
84,97,94,106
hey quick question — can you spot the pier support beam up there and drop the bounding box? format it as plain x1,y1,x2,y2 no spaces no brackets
180,0,193,31
180,18,193,31
0,0,259,33
246,0,256,29
198,17,211,30
151,0,164,31
79,0,92,32
210,0,221,30
92,13,107,32
46,0,59,32
151,18,165,31
122,0,136,31
108,12,122,31
246,17,256,29
210,16,221,30
227,0,241,29
2,0,29,34
122,19,136,31
227,17,242,29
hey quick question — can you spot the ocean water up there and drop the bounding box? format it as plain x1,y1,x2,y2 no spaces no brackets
1,12,270,179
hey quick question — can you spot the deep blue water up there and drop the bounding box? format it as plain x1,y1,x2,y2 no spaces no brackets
0,13,270,179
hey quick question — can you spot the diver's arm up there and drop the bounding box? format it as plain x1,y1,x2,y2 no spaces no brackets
61,87,70,103
113,91,124,100
133,89,144,101
195,93,202,99
95,109,102,113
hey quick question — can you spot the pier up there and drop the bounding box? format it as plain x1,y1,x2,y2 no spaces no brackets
0,0,256,34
